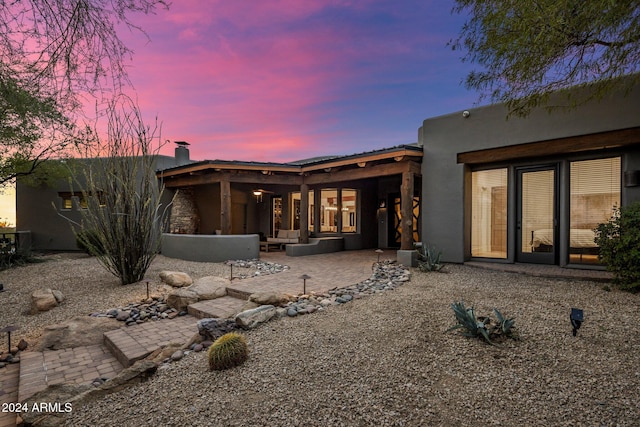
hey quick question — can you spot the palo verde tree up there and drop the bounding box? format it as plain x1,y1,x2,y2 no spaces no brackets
451,1,640,116
0,0,168,187
68,96,168,285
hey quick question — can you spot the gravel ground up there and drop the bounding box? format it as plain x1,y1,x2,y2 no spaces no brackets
3,255,640,426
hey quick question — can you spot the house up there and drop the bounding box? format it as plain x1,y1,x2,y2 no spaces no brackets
420,83,640,268
14,80,640,270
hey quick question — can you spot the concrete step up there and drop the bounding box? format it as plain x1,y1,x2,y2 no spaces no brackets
103,315,197,367
226,287,252,300
187,295,248,319
17,345,123,403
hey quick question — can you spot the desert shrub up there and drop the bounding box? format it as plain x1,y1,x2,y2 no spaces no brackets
416,243,444,272
595,202,640,292
207,332,249,371
0,249,44,271
75,229,106,256
446,301,517,345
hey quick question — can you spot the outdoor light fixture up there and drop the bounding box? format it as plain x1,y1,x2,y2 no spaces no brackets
462,110,470,118
229,261,235,281
300,274,311,294
252,190,263,203
570,308,583,337
375,249,384,262
1,325,18,353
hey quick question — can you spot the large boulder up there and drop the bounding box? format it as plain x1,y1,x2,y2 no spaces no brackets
248,291,292,306
166,288,199,311
235,305,277,329
159,271,193,288
189,276,228,300
31,288,63,313
36,317,121,351
197,318,237,341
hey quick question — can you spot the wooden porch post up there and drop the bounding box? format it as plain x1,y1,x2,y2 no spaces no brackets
220,177,231,235
300,183,309,243
400,171,414,250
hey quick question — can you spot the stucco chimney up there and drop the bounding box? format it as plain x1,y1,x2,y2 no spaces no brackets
175,141,190,166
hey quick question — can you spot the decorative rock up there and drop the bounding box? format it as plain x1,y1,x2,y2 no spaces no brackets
166,288,199,311
17,339,28,351
249,292,291,306
193,344,204,352
276,307,288,318
116,310,130,321
170,350,184,361
188,276,229,300
51,289,65,304
197,318,237,342
287,308,298,317
31,288,60,313
159,271,193,288
235,305,277,329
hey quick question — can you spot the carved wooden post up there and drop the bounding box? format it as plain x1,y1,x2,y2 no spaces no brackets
220,177,231,235
300,183,309,243
400,171,414,250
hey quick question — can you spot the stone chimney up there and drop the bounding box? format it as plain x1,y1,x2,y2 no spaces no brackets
175,141,190,166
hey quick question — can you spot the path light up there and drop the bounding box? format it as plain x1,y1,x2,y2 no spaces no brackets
300,274,311,295
229,261,235,281
375,249,383,262
1,325,18,353
570,308,584,337
146,281,150,300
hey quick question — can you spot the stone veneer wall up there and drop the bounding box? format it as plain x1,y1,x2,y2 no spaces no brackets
169,188,200,234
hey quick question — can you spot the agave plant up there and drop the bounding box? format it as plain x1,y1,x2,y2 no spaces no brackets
446,302,517,344
446,301,493,344
416,244,444,272
493,308,516,337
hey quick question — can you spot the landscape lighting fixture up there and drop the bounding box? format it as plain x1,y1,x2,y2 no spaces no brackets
300,274,311,294
570,308,583,337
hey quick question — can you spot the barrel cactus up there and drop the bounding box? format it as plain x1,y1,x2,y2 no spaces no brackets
207,332,249,371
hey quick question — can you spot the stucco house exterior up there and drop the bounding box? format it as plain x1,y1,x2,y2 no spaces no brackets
13,80,640,269
420,83,640,268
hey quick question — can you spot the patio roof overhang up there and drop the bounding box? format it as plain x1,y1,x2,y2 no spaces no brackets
158,144,423,188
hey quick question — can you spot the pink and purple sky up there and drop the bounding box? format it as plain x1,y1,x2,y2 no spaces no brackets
122,0,478,163
2,0,481,225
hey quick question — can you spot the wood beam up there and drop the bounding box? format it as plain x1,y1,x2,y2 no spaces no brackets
300,184,309,244
304,161,421,185
163,171,303,188
220,178,231,235
400,171,414,250
457,127,640,165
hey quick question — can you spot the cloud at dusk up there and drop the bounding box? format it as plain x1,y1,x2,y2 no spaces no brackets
116,0,477,162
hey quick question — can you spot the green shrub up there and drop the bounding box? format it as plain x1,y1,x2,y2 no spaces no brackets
207,332,249,371
75,229,106,256
595,202,640,292
446,301,517,345
0,249,44,271
416,243,444,272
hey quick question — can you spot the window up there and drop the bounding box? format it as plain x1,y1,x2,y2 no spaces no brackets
341,189,357,233
570,157,620,265
471,169,508,258
320,189,338,232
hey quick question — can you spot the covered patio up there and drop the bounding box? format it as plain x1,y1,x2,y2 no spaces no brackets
157,144,423,258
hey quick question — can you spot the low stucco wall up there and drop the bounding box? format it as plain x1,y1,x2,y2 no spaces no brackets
285,237,344,257
161,233,260,262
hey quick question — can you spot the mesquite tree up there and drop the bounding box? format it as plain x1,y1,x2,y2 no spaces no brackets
70,96,168,285
0,0,168,186
451,1,640,116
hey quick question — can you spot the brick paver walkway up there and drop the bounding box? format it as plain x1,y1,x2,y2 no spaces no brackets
0,363,19,427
